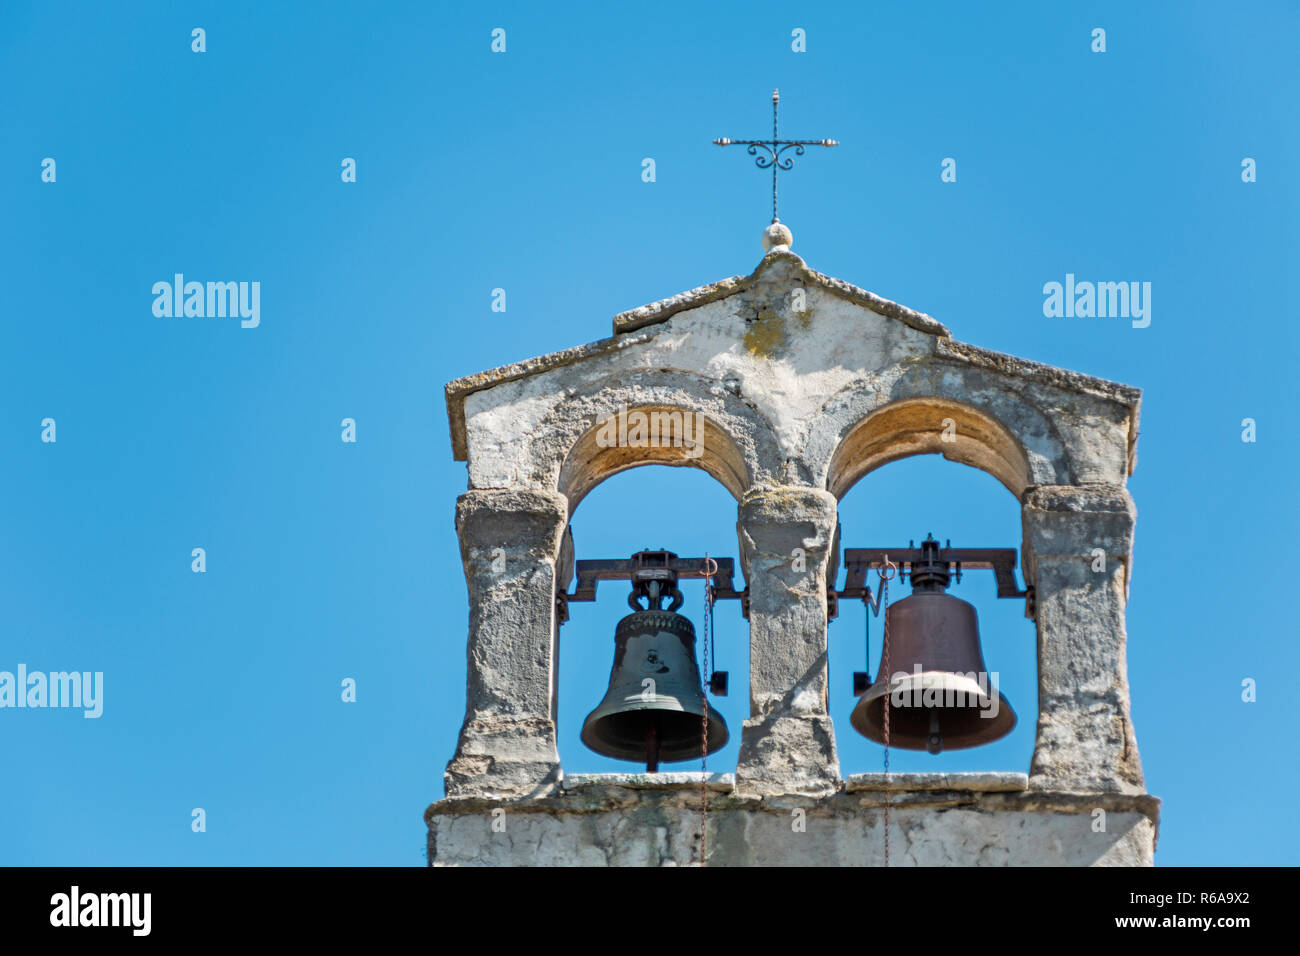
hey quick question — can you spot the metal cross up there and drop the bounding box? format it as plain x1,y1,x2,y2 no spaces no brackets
713,89,838,224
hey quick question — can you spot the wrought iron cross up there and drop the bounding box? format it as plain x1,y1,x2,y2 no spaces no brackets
713,89,838,224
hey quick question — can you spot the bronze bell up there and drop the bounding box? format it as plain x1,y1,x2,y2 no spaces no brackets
850,537,1016,753
581,581,728,771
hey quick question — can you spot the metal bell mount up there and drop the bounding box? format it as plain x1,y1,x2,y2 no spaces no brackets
837,535,1031,754
562,550,740,772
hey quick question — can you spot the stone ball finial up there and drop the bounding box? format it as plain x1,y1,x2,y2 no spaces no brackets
762,221,793,252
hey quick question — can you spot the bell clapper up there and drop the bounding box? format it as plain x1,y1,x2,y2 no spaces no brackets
646,721,661,774
926,710,943,755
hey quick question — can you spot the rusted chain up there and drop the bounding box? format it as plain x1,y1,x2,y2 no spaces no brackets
878,555,897,867
699,554,717,867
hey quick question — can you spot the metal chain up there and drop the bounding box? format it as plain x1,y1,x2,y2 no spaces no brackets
699,555,717,868
878,557,897,868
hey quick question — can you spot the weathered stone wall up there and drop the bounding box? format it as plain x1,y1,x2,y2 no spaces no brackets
434,244,1156,865
428,774,1159,867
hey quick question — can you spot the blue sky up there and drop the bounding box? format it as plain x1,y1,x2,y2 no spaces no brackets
1,1,1295,866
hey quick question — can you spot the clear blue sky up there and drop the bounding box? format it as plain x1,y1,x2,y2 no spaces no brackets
1,1,1295,866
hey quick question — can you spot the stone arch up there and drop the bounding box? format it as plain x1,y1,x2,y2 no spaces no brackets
826,396,1034,500
540,369,784,512
560,404,747,511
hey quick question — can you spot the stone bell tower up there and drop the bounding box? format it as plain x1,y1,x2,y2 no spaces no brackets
427,221,1160,866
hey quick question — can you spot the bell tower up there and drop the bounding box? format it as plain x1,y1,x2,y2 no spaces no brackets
427,216,1159,865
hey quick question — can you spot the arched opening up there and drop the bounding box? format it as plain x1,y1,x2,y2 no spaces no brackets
829,453,1037,777
555,463,748,776
558,403,750,511
827,397,1034,500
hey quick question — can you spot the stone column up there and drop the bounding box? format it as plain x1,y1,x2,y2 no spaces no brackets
1022,484,1145,794
735,488,841,795
444,490,568,798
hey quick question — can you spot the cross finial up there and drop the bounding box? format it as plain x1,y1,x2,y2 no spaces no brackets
713,88,838,233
